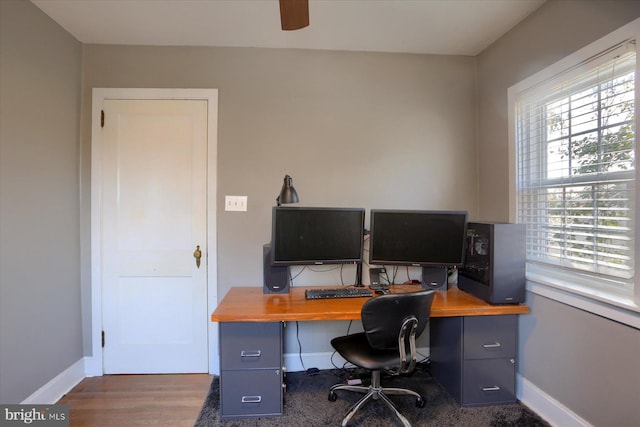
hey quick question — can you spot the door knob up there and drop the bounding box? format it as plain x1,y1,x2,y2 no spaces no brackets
193,245,202,268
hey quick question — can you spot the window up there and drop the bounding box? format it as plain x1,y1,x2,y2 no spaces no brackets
513,40,637,304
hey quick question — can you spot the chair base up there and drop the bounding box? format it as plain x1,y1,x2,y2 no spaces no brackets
328,370,425,427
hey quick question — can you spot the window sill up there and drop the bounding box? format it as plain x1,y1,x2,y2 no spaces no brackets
526,277,640,330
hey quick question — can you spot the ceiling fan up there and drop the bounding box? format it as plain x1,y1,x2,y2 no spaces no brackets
279,0,309,30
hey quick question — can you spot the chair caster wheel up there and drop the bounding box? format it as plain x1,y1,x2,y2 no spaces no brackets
328,391,337,402
416,397,426,408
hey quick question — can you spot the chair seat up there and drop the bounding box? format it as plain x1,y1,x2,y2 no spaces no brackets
331,332,402,371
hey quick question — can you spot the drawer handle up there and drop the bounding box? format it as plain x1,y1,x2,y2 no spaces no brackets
240,350,262,357
482,386,501,392
482,342,501,348
241,395,262,403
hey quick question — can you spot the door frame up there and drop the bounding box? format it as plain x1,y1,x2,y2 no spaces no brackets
89,88,219,375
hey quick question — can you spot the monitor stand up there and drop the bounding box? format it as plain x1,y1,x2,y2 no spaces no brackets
421,267,448,291
354,262,364,287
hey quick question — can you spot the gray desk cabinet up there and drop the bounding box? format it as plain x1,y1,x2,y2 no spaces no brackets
219,322,284,419
430,315,518,406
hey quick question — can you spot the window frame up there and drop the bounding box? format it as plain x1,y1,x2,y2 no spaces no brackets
508,18,640,326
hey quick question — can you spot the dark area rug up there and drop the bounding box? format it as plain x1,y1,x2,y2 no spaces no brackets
195,368,550,427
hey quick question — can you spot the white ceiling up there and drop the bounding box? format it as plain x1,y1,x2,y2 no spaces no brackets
31,0,546,56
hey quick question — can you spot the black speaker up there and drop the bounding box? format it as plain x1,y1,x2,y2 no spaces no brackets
421,267,448,291
458,222,525,304
263,244,289,294
369,267,386,287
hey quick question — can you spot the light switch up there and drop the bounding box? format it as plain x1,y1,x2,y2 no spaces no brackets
225,195,248,212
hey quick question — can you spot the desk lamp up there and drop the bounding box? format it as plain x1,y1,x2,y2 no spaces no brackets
265,174,298,295
276,174,299,206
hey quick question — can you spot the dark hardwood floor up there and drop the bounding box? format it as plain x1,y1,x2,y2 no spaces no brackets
57,374,213,426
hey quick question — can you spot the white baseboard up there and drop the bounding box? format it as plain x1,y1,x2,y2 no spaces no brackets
285,356,587,427
83,355,102,377
19,352,586,427
284,351,344,372
21,358,87,404
518,375,591,427
283,347,430,373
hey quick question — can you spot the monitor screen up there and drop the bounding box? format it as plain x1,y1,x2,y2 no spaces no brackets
271,206,365,266
369,210,468,268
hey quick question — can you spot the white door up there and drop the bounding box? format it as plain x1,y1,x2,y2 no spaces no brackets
101,99,208,374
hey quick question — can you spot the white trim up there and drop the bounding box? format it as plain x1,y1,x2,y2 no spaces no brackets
291,351,588,427
91,88,219,375
518,374,592,427
508,18,640,311
282,347,430,373
83,355,102,378
21,358,86,405
284,351,343,372
206,91,220,376
18,354,585,427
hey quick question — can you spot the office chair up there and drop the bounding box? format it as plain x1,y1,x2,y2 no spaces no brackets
328,289,436,427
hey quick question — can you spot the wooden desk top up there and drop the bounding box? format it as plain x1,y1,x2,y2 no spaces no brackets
211,285,530,322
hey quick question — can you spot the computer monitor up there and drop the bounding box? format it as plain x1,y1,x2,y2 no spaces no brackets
369,209,468,289
271,206,365,266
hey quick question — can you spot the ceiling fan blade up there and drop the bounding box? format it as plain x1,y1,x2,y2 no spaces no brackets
279,0,309,31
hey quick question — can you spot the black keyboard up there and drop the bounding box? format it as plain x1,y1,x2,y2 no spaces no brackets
305,287,373,300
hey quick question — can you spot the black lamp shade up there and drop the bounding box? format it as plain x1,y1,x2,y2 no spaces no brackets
277,175,299,206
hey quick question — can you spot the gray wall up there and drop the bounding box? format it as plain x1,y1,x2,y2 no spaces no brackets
0,0,83,403
520,293,640,427
79,45,478,353
476,1,640,426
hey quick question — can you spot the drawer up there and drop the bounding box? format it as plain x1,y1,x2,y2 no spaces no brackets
462,358,516,406
463,315,517,360
220,369,283,418
220,322,282,369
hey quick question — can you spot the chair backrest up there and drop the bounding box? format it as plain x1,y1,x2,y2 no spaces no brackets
361,289,436,350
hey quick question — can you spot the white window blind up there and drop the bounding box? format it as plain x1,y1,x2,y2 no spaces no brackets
515,41,636,296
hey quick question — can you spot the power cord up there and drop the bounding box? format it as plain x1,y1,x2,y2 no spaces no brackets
295,321,306,372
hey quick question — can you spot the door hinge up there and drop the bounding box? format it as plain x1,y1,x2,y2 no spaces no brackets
102,330,105,348
101,110,105,128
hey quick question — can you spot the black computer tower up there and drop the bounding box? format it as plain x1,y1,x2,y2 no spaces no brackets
458,222,525,304
263,244,289,294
